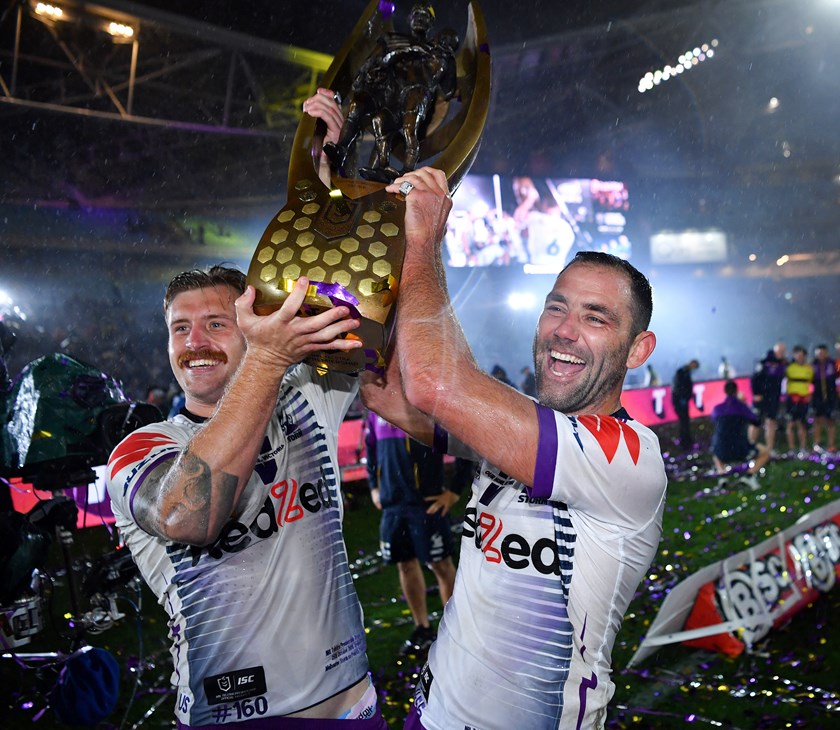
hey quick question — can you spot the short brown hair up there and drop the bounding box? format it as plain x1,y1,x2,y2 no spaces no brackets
561,251,654,336
163,265,246,314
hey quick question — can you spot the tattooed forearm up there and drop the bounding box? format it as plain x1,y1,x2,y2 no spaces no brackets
170,447,238,542
180,449,214,512
135,447,240,545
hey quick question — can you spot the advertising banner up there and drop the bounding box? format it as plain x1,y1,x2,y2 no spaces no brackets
629,499,840,666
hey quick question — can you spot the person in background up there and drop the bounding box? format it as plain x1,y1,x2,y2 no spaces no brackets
105,265,388,729
520,365,537,397
710,380,770,491
145,384,168,417
643,362,661,387
718,356,735,380
671,359,699,451
490,364,515,388
811,344,837,454
835,340,840,402
166,390,185,419
364,412,459,655
750,341,787,456
785,344,813,458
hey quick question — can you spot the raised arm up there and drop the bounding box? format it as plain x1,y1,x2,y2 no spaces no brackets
302,87,344,144
385,169,541,487
359,332,435,447
132,279,361,546
302,88,344,187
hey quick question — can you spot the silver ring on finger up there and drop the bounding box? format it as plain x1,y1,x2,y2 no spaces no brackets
399,181,414,196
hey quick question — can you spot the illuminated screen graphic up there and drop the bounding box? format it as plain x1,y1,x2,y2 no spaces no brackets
445,174,631,273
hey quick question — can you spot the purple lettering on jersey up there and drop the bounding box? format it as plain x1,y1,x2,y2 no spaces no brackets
531,403,558,499
166,597,185,686
254,436,278,483
478,484,503,506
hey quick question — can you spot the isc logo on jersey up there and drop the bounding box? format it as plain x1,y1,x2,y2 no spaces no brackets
461,505,568,576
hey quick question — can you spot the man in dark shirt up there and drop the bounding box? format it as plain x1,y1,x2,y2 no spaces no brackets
671,359,699,451
364,412,460,655
811,344,837,453
750,341,787,455
490,364,515,388
711,380,770,490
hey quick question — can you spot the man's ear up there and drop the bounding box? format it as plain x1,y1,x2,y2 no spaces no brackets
627,331,657,370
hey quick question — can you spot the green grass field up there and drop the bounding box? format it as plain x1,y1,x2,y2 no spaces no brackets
3,418,840,729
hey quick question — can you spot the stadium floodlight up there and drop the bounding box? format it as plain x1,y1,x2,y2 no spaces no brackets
34,2,64,20
638,39,718,94
507,292,537,311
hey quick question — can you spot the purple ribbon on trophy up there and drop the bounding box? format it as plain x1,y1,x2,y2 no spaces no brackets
311,280,362,320
311,281,385,374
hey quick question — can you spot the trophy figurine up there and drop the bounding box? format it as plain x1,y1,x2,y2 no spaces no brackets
246,0,491,373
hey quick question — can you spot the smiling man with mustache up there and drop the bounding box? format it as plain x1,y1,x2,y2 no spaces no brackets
107,265,390,729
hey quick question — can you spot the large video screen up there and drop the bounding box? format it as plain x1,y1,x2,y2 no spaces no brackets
445,174,631,273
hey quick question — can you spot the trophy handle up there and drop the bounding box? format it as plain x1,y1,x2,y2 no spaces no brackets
287,0,491,195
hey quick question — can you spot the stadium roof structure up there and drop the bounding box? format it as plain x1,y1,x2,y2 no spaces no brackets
2,0,838,275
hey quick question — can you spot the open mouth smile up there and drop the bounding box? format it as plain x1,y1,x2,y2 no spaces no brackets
549,350,585,376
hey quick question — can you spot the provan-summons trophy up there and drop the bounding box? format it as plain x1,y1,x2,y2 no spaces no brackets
246,1,491,373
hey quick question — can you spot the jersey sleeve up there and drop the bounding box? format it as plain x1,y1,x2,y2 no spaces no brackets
531,404,667,530
106,421,187,528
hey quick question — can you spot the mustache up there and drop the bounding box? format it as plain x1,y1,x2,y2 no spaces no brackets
178,348,228,367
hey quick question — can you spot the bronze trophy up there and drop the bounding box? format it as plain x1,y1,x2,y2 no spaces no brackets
246,1,491,373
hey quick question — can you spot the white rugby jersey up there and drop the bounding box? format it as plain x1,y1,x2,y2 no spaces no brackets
415,405,667,730
107,365,368,726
